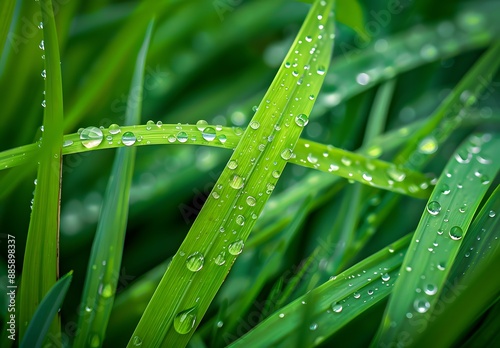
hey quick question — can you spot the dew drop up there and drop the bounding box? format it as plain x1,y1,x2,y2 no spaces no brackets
132,336,142,346
89,334,100,347
295,114,309,127
99,283,114,298
41,69,46,79
218,134,227,144
426,201,441,216
186,252,204,272
353,292,361,299
310,323,318,331
424,283,437,296
176,131,188,143
307,153,318,164
214,251,226,266
196,119,208,131
62,139,73,148
229,174,244,189
356,73,370,85
109,124,121,135
381,273,391,281
249,121,260,130
174,307,196,334
228,239,244,255
316,66,326,75
441,184,451,195
489,210,496,218
202,127,216,141
455,150,472,164
80,127,103,149
272,170,281,178
146,120,155,130
246,196,256,206
236,215,245,226
41,99,46,108
332,303,343,313
449,226,463,241
38,22,44,29
39,40,44,50
387,167,406,182
122,132,137,146
414,299,430,313
281,148,293,160
227,160,238,169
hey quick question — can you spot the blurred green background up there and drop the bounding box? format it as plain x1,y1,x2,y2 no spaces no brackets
1,0,499,346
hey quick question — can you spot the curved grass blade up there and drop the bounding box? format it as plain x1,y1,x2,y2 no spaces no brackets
229,234,411,347
0,125,430,198
20,272,72,348
19,0,64,340
73,19,154,348
128,1,335,346
374,133,500,347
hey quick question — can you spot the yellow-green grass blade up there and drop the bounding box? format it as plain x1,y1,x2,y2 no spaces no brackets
73,20,154,348
128,1,335,346
0,125,431,198
19,0,63,340
20,271,72,348
229,234,411,347
410,185,500,347
374,133,500,347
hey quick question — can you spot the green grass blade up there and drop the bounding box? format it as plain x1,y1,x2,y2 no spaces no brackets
374,133,500,346
0,0,16,60
229,234,411,347
128,1,335,346
73,19,154,348
409,185,500,347
19,0,64,340
20,272,73,348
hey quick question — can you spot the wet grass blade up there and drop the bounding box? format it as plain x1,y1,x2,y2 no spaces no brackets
374,133,500,346
229,234,411,347
19,0,64,340
128,1,335,346
20,272,72,348
0,0,16,58
73,20,154,348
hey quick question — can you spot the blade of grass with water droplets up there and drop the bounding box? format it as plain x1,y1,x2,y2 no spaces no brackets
229,234,411,347
20,272,72,348
73,20,154,348
374,133,500,347
19,0,64,340
128,1,335,346
410,185,500,347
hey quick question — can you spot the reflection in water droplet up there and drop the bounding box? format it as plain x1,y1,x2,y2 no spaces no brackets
186,252,204,272
236,215,245,226
249,121,260,130
246,196,256,206
109,124,121,134
80,127,104,149
449,226,463,240
424,284,437,296
122,132,137,146
414,299,430,313
295,114,309,127
281,148,293,160
228,239,244,255
229,174,244,189
176,131,188,143
228,160,238,169
196,119,208,131
332,303,343,313
214,251,226,266
202,127,216,141
174,307,197,334
426,201,441,216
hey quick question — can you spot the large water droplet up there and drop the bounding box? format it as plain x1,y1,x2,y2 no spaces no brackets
236,215,245,226
449,226,463,240
424,283,437,296
332,303,343,313
249,121,260,130
414,299,430,313
246,196,256,206
109,124,121,134
122,132,137,146
227,160,238,170
99,283,114,298
176,131,188,143
295,114,309,127
202,127,216,141
196,119,208,131
356,73,370,85
387,167,406,182
80,127,103,149
229,174,244,189
186,252,204,272
426,201,441,216
281,148,293,160
214,251,226,266
174,307,197,334
62,139,73,148
228,239,244,255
